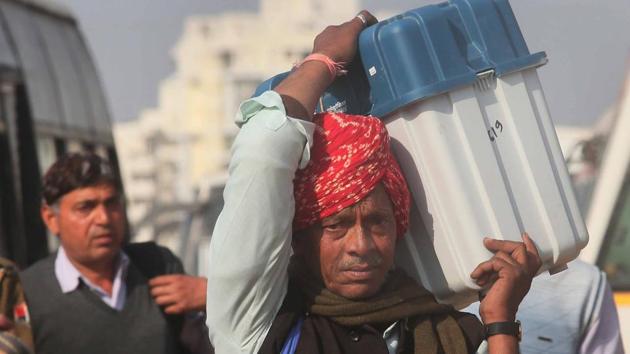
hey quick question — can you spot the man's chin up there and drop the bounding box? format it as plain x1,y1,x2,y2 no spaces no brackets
89,244,122,262
332,282,382,300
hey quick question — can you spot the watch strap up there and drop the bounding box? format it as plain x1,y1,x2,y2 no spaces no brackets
485,320,522,341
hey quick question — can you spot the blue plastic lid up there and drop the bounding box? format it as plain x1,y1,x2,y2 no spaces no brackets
253,0,546,118
360,0,546,117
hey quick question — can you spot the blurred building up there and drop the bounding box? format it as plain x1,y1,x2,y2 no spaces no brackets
114,0,360,263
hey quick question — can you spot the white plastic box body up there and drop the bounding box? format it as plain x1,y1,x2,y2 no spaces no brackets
388,68,589,308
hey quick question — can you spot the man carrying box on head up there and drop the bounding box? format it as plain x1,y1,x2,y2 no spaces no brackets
206,11,541,354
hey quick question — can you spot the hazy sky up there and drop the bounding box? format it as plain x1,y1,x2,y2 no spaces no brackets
54,0,630,126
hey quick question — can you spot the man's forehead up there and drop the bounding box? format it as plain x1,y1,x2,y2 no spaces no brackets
358,184,392,208
59,184,119,204
323,185,393,220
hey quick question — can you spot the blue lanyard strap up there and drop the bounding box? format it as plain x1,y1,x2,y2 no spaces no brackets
280,316,305,354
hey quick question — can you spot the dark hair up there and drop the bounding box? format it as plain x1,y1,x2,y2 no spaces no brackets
42,153,121,205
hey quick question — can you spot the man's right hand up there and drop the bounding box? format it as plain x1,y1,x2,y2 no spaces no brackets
274,10,377,121
312,10,377,64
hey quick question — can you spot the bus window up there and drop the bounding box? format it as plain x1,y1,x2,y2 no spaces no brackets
598,169,630,290
36,135,57,174
94,145,108,160
54,138,66,156
66,140,83,153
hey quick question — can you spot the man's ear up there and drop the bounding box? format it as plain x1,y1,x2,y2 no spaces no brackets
292,227,322,258
293,227,318,257
41,203,60,235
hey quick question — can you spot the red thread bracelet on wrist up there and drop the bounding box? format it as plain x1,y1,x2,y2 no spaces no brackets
294,53,347,79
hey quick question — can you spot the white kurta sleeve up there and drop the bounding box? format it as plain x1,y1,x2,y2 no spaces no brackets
205,90,314,354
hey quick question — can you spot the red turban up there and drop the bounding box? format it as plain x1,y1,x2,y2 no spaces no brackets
293,112,410,237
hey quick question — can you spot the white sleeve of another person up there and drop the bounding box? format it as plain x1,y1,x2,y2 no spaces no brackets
579,277,624,354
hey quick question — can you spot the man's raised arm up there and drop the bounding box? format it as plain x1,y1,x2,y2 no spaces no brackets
205,11,376,354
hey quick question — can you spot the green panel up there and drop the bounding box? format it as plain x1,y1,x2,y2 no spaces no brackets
598,171,630,290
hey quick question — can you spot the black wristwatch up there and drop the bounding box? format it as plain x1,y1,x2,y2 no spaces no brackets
484,320,522,341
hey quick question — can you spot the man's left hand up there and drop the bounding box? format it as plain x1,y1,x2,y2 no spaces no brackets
149,275,207,314
470,233,542,324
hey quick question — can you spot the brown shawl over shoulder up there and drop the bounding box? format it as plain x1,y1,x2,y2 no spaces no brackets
258,264,484,354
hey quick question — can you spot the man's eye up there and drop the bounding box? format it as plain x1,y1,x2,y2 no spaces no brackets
76,205,92,213
324,223,341,230
372,216,392,226
324,223,349,234
323,223,349,239
75,202,95,213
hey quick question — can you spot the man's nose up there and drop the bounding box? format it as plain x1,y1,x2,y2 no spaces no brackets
346,224,376,256
93,204,111,224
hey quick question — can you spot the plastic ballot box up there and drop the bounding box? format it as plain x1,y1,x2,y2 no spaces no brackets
254,0,588,308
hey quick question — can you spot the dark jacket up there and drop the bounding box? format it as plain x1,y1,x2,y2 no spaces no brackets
19,242,190,354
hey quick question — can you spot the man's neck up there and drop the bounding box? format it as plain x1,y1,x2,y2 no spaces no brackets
69,255,118,296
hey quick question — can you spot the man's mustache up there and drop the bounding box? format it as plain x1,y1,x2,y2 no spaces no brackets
339,254,383,269
89,226,113,238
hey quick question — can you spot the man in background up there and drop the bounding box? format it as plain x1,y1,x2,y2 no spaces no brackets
19,153,210,354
